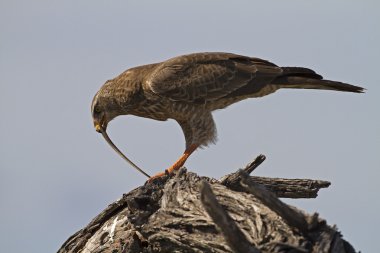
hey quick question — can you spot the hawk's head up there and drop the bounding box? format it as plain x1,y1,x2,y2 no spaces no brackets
91,76,141,133
91,90,110,133
91,80,122,133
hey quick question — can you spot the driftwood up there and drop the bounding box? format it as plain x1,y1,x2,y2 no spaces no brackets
58,155,356,253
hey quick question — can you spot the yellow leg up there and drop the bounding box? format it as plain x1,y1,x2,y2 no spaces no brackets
148,144,198,182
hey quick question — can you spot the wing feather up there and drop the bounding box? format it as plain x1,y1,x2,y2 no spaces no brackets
145,52,281,103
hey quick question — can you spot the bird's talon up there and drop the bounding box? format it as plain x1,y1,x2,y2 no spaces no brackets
147,171,167,184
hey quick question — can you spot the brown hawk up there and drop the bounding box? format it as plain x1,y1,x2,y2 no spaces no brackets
91,52,363,180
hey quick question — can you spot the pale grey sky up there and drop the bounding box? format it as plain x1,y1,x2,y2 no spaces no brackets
0,1,379,252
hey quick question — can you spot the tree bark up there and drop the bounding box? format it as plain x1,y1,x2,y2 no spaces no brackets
58,156,356,253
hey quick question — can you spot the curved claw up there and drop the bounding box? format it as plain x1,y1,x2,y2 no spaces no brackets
146,144,199,183
147,171,168,183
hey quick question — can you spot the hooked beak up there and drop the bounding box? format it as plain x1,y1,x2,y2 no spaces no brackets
94,116,107,133
95,124,102,133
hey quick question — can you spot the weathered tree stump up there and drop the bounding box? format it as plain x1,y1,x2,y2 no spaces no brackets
58,155,356,253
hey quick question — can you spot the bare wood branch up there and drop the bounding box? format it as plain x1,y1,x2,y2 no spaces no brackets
199,180,261,253
251,176,330,198
221,155,330,199
244,154,266,174
220,154,266,187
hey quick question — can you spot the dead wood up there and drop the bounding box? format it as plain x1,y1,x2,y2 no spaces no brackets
221,155,331,199
58,155,356,253
200,180,260,253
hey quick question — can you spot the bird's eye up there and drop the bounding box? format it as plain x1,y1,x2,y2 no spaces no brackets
94,107,102,114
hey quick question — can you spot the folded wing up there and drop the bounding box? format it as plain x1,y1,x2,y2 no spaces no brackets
145,52,283,103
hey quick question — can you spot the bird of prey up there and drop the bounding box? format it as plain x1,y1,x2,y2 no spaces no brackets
91,52,364,181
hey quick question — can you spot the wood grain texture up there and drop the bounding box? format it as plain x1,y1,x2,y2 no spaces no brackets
221,155,330,199
58,166,355,253
200,180,260,253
